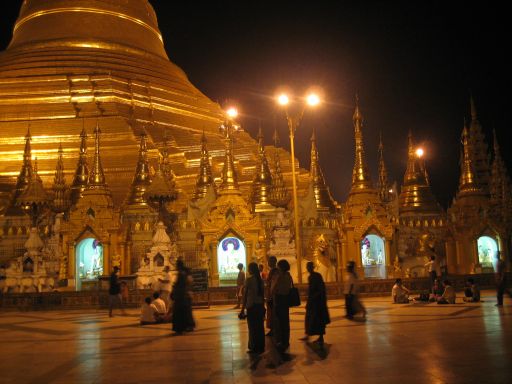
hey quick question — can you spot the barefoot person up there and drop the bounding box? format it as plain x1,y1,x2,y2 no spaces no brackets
108,266,123,317
301,261,330,346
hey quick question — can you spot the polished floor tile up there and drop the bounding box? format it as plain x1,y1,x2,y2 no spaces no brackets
1,290,511,383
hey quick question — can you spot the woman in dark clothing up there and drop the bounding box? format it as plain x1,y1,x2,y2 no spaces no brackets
301,261,330,346
171,259,195,334
271,259,293,353
240,262,266,354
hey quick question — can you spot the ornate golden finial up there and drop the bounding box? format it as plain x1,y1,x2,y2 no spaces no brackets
53,143,69,212
126,133,151,207
309,127,335,212
269,128,291,208
12,125,34,201
16,156,50,225
88,121,107,188
251,126,273,212
70,124,89,204
490,129,506,206
219,119,240,193
193,130,216,200
350,94,373,192
399,131,441,215
468,96,491,192
458,122,481,195
378,132,390,202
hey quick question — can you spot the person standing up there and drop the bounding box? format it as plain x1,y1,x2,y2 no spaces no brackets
171,259,195,334
234,263,246,309
158,265,173,309
301,261,330,346
271,259,293,353
265,256,279,336
496,252,507,306
240,262,266,354
424,256,437,284
108,266,123,317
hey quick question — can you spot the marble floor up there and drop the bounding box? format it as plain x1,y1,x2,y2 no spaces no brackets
1,290,511,384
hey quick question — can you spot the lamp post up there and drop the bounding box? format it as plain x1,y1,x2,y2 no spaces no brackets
277,92,320,283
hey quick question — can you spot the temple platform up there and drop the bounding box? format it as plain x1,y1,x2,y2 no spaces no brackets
1,291,511,383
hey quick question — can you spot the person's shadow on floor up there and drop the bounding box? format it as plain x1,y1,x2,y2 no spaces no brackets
305,341,330,360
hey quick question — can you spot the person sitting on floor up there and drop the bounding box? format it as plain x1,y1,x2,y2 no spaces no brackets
392,278,410,303
437,280,456,304
429,278,444,302
152,291,167,322
463,278,480,302
140,296,158,325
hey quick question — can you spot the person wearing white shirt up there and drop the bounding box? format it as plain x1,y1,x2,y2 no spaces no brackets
152,292,167,321
437,280,456,304
140,297,158,325
392,278,410,303
158,266,173,308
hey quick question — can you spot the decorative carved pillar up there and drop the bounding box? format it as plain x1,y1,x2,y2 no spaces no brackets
103,241,111,274
210,240,219,287
384,238,392,278
68,242,75,287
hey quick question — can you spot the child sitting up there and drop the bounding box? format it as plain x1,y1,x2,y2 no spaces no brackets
140,296,158,325
463,278,480,302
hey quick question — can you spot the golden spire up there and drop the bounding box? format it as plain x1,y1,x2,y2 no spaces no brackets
12,126,34,201
378,133,390,202
219,120,240,193
126,133,151,206
490,129,509,208
52,143,69,212
70,125,89,204
16,157,50,224
269,128,291,208
468,95,490,192
88,122,107,189
458,122,481,195
251,126,274,211
399,131,441,215
193,131,216,200
350,95,373,192
309,128,335,212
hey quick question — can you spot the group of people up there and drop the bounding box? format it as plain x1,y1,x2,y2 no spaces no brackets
237,256,331,357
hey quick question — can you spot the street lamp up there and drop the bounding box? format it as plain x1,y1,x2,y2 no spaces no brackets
276,91,321,283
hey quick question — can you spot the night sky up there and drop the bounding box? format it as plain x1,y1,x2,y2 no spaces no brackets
1,1,510,207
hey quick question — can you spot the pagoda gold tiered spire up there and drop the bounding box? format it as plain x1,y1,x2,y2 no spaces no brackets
251,127,274,212
458,122,482,195
399,131,441,215
17,158,50,224
52,143,69,212
350,95,373,193
88,122,108,190
468,95,491,192
193,131,215,200
126,133,151,207
13,127,34,202
378,133,391,202
309,128,335,212
269,128,291,208
490,130,512,222
70,125,89,204
219,119,240,194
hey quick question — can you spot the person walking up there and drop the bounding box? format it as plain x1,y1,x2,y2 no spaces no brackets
265,256,279,336
234,263,246,309
344,261,366,320
271,259,293,353
300,261,330,346
240,262,266,355
171,259,195,334
108,266,123,317
496,252,507,306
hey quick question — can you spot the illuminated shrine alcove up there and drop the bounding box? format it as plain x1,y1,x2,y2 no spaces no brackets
361,234,386,279
76,238,103,290
217,236,246,286
477,236,498,272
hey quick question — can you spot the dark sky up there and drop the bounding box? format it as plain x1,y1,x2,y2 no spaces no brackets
1,1,510,207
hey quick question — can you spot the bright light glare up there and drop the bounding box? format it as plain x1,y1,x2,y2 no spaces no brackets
388,189,393,193
277,94,290,106
306,93,320,107
226,107,238,118
416,148,424,158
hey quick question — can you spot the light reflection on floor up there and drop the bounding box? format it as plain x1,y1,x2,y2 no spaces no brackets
1,291,511,384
